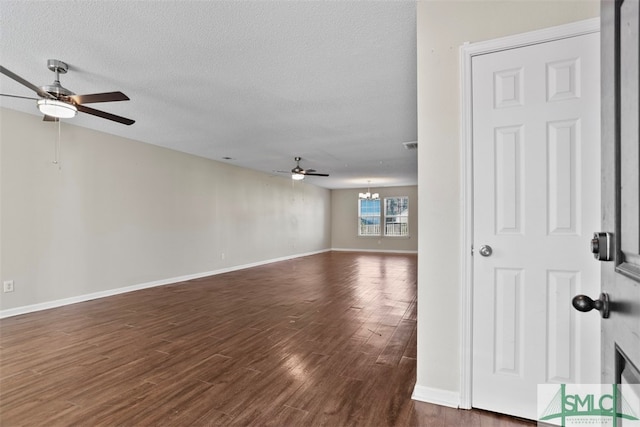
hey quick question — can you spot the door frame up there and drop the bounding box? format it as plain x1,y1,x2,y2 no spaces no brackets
458,18,600,410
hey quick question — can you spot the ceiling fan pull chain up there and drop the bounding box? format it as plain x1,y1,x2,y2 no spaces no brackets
53,119,61,169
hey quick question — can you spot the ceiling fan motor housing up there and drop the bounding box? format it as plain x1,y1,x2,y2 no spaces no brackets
42,59,74,98
41,82,74,98
292,156,304,174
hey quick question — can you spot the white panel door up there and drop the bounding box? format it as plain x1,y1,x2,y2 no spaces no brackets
600,0,640,403
472,32,601,420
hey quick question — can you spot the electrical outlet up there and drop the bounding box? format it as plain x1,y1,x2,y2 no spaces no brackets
3,280,14,293
221,253,225,260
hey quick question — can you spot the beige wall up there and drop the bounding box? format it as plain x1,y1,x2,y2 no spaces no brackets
331,186,418,252
0,108,331,313
416,0,599,399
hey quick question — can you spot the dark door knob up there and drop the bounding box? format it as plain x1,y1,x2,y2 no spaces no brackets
572,293,609,318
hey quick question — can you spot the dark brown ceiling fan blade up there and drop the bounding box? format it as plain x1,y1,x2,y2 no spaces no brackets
302,172,329,177
0,65,55,99
76,104,135,125
68,91,130,104
1,93,39,101
43,115,59,122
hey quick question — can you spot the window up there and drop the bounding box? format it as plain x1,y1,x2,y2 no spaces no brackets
384,197,409,236
358,199,381,236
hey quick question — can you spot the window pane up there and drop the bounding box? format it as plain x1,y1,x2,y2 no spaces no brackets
385,197,409,215
360,199,380,215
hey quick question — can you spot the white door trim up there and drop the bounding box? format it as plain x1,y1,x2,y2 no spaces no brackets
458,17,600,410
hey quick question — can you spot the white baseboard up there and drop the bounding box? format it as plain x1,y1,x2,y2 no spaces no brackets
411,385,460,409
0,248,330,319
331,247,418,254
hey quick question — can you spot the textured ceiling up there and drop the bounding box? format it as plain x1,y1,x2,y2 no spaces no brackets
0,1,417,189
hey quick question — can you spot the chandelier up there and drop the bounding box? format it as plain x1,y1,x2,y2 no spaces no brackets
359,181,379,200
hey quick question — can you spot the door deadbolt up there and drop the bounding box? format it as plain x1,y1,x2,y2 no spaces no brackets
591,232,613,261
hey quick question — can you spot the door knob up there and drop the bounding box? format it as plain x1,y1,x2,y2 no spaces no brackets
478,245,493,257
572,293,610,318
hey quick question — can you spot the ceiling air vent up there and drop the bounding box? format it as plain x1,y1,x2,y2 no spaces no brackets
403,141,418,150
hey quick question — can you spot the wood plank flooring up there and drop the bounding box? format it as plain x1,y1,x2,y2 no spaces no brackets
0,251,533,426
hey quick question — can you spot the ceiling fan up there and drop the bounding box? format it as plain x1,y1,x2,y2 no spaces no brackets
279,157,330,180
0,59,134,125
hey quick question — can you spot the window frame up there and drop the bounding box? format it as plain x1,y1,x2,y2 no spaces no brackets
383,196,409,237
357,198,381,237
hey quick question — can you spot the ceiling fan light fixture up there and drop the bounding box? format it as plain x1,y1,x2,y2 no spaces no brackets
37,99,77,118
292,173,305,181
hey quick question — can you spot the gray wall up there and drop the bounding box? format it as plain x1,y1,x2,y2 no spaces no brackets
331,186,417,252
416,0,600,402
0,108,331,314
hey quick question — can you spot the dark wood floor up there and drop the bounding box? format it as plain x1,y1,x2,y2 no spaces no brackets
0,251,533,426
